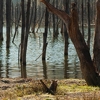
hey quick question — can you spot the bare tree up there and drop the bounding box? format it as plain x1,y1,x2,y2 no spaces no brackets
40,0,100,86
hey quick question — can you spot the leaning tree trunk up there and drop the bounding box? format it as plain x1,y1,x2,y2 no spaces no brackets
40,0,100,86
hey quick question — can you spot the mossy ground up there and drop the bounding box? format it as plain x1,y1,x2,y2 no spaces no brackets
0,78,100,100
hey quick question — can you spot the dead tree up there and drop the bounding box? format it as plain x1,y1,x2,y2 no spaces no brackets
40,0,100,86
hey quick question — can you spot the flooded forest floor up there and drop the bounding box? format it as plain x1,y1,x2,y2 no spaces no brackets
0,78,100,100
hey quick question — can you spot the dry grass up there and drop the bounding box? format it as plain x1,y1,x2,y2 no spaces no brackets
0,79,100,100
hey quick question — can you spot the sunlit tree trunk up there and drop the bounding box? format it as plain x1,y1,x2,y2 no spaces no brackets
6,0,11,48
0,0,3,41
40,0,100,86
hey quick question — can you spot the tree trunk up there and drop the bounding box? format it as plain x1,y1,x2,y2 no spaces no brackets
63,0,69,56
42,0,49,61
20,0,25,62
93,0,100,74
32,0,37,34
81,0,84,36
52,0,56,37
0,0,3,41
6,0,11,48
40,0,100,86
22,0,31,65
87,0,91,49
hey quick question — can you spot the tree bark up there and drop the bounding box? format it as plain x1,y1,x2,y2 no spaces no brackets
40,0,100,86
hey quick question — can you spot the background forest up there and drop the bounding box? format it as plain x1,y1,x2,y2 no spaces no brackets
0,0,96,79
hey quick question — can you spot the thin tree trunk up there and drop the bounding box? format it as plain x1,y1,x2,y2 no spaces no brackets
55,0,59,36
87,0,91,49
0,0,3,41
12,11,21,43
42,0,49,61
20,0,25,62
63,0,69,56
52,0,56,37
40,0,100,86
22,0,31,65
32,0,37,34
81,0,84,36
6,0,11,48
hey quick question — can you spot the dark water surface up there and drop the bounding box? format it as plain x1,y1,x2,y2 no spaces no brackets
0,26,94,79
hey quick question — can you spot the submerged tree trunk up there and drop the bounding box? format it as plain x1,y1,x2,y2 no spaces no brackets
6,0,11,48
20,0,25,62
63,0,69,56
40,0,100,86
42,0,49,61
22,0,31,65
0,0,3,41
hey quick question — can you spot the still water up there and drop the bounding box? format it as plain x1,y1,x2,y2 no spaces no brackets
0,26,94,79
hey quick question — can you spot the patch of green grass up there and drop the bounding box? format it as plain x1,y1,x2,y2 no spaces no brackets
57,83,100,95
